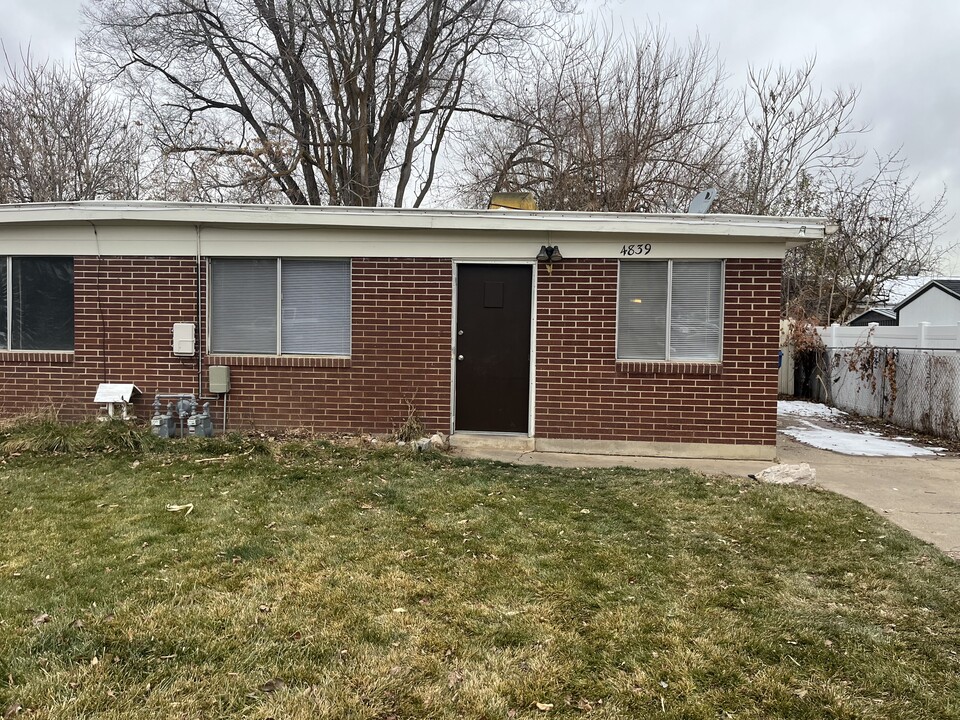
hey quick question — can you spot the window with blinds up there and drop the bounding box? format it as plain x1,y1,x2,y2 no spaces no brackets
617,260,723,361
210,259,351,356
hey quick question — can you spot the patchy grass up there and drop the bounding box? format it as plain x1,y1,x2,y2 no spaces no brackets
0,429,958,719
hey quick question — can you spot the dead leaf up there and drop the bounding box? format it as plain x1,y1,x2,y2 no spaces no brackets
165,503,194,515
259,678,285,693
31,613,50,627
392,607,406,614
69,619,84,630
258,604,271,613
4,704,22,719
536,702,554,711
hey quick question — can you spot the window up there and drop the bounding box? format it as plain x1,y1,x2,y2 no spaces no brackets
1,257,74,351
618,260,722,361
210,259,351,355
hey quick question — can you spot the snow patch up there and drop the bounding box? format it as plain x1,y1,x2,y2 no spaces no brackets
777,400,845,419
781,420,941,457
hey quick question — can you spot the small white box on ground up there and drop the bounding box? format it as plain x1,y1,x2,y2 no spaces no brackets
173,323,195,356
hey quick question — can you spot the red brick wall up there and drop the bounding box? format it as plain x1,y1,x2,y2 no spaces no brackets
0,257,453,435
0,255,780,446
0,257,200,420
534,259,782,447
207,258,452,433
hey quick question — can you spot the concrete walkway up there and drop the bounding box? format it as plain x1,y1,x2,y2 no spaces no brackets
453,432,960,558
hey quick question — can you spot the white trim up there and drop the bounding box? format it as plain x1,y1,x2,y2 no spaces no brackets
451,260,536,437
0,200,832,239
449,260,458,437
0,202,827,260
0,225,799,260
529,262,538,438
4,256,9,351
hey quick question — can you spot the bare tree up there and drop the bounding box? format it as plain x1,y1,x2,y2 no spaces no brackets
82,0,570,207
722,59,865,216
0,49,142,203
783,152,951,323
457,24,735,212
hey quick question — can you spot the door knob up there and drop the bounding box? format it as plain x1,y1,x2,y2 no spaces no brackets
457,355,464,361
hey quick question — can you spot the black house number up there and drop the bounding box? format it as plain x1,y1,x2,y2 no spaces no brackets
620,244,652,256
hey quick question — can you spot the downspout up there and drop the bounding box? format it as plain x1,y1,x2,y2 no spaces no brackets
86,220,107,383
196,224,203,399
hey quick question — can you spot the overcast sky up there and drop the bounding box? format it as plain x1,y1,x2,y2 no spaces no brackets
3,0,958,272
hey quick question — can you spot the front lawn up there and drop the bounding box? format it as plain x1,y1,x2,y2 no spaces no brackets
1,425,958,719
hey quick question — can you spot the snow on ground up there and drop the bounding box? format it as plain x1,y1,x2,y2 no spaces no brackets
781,420,942,457
777,400,846,419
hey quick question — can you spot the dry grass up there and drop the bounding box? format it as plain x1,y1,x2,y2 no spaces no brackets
0,428,958,719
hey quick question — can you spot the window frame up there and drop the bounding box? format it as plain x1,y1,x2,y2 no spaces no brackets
1,255,75,353
615,259,725,362
207,257,352,357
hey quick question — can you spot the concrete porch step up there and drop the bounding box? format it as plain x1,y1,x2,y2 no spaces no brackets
449,433,536,453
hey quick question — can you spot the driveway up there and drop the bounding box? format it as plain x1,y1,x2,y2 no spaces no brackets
453,406,960,558
777,406,960,558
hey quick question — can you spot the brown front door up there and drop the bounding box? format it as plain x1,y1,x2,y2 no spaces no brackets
455,264,532,433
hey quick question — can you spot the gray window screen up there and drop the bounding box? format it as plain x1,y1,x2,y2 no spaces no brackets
210,259,278,354
618,260,722,361
281,260,351,355
8,257,74,351
210,258,351,356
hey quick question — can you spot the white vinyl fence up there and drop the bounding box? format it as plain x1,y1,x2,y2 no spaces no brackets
817,322,960,440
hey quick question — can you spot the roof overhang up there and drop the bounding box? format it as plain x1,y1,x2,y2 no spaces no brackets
0,201,830,260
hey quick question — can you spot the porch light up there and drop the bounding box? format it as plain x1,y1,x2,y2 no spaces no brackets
536,245,563,274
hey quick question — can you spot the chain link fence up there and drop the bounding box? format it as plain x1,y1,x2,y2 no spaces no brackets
825,347,960,441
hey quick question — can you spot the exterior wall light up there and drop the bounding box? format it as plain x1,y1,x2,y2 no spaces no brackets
536,245,563,274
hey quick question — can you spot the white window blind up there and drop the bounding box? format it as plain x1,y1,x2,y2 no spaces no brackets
617,261,668,359
210,259,278,354
281,260,351,355
670,261,722,360
618,260,723,361
210,258,350,356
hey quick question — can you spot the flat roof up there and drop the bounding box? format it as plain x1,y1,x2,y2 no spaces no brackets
0,201,832,242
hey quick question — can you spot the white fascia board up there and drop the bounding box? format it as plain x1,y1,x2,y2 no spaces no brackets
0,201,827,257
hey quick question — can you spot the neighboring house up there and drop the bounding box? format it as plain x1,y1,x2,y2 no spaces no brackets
0,202,827,460
896,280,960,326
847,308,897,326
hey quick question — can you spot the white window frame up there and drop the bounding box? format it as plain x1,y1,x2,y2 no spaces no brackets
208,258,352,356
1,255,75,352
616,259,724,362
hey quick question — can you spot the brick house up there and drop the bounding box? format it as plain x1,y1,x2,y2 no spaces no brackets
0,202,826,459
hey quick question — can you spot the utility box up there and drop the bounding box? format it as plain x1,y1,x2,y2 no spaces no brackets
172,323,196,356
209,365,231,393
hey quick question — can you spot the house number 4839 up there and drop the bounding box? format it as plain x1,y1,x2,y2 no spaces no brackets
620,244,652,256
